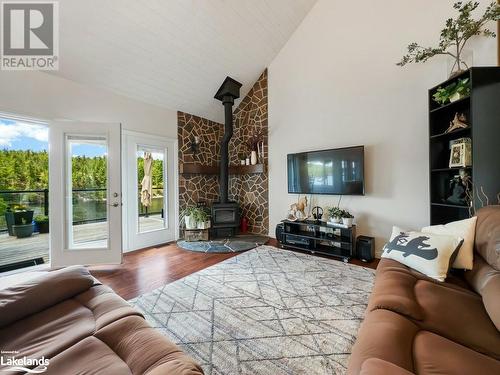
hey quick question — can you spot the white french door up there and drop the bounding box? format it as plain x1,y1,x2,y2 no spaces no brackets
123,131,177,251
49,122,122,267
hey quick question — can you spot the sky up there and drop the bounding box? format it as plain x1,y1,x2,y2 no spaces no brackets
0,118,106,157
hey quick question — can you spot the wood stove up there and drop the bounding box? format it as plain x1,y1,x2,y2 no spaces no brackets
211,76,242,238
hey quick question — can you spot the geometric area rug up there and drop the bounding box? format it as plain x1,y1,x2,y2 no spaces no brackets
129,245,376,375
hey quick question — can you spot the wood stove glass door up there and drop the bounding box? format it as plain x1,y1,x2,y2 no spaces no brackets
123,131,177,251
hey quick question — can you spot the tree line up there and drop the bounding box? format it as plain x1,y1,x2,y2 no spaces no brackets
0,150,164,191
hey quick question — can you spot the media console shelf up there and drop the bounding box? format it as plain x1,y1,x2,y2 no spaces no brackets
279,219,355,262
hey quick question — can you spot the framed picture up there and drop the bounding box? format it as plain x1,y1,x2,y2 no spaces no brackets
449,138,472,168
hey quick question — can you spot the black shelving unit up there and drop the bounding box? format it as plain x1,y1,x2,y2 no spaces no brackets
429,67,500,225
280,220,355,262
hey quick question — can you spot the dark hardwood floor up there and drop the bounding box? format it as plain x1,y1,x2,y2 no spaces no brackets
90,238,378,300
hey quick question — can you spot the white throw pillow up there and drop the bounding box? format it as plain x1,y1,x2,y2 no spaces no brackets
422,217,477,270
382,227,463,282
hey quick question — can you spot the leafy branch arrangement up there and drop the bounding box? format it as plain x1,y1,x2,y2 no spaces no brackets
397,1,500,77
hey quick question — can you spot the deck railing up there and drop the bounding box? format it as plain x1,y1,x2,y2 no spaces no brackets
0,187,164,232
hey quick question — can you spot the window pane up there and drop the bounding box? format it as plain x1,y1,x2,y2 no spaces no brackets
68,137,108,249
137,147,166,233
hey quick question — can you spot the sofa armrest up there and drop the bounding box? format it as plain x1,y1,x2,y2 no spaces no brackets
0,266,94,327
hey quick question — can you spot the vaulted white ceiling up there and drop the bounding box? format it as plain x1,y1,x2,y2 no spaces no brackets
49,0,317,122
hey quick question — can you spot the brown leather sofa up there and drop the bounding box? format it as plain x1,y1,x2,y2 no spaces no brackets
348,205,500,375
0,266,203,375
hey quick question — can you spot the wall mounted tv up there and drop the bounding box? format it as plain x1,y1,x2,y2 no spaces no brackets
287,146,365,195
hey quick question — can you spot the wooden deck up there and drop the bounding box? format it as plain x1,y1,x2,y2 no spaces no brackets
0,215,165,267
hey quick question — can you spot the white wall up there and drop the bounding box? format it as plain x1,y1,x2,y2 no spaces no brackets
0,71,177,136
268,0,497,256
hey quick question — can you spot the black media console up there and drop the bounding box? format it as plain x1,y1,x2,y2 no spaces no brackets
277,220,356,262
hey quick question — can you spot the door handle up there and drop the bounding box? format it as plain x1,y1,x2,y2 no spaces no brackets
111,202,121,207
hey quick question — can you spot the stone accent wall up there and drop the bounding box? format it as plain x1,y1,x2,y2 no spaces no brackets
178,112,221,210
178,69,268,235
229,70,268,234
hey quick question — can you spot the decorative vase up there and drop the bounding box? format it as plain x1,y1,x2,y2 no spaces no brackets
250,151,258,165
240,159,245,165
329,217,341,224
342,218,353,227
447,49,473,78
245,158,250,166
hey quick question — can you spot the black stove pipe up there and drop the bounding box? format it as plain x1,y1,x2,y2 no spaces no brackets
219,95,234,203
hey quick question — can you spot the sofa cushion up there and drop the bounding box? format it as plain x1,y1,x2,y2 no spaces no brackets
367,259,500,360
465,255,500,330
474,205,500,270
347,309,420,374
413,331,500,375
32,336,134,375
0,284,142,371
0,266,94,328
382,227,463,281
360,358,414,375
95,316,203,375
422,216,477,270
32,316,203,375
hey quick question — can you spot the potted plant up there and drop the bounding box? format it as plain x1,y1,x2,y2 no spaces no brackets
5,204,34,236
327,207,343,223
397,1,500,77
34,215,49,233
340,209,354,227
433,78,471,105
12,217,34,238
193,207,211,229
239,152,246,166
183,206,198,229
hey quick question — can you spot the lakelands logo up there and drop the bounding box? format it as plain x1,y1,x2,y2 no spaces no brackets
1,1,59,70
1,351,50,373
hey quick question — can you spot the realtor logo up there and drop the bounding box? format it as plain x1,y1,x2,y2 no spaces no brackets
1,1,59,70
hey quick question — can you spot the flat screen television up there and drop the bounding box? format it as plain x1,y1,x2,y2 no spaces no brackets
287,146,365,195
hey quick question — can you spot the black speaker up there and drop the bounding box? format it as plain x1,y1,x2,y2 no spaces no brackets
275,223,285,244
356,236,375,262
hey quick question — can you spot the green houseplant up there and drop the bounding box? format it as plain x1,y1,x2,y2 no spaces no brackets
34,215,49,233
433,77,471,105
183,206,198,229
193,207,211,229
340,209,354,227
5,204,34,236
397,1,500,77
183,206,211,230
327,207,343,223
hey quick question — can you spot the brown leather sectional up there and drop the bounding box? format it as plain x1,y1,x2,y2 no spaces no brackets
348,205,500,374
0,266,203,375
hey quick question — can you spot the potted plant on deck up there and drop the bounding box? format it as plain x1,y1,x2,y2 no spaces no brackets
34,215,49,233
5,204,34,236
12,217,34,238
